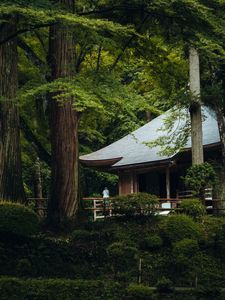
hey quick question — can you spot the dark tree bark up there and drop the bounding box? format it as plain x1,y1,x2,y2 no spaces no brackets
0,20,25,202
47,0,79,225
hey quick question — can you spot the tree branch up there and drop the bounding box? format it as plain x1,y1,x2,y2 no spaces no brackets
0,22,56,46
110,13,150,71
34,30,48,53
20,116,51,166
18,38,46,68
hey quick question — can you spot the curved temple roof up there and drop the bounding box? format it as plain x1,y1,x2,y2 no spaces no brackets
80,107,220,169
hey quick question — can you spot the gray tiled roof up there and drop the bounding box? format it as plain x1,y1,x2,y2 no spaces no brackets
80,107,220,168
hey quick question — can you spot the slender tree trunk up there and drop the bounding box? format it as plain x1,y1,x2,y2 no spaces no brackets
33,158,45,218
189,47,204,165
34,158,43,199
215,107,225,168
146,111,152,122
0,20,25,202
47,0,79,225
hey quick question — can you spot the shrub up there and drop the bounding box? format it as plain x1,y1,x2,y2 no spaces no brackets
183,162,216,196
107,242,138,273
127,284,155,300
172,239,199,257
0,277,123,300
111,193,159,217
160,215,204,243
140,234,163,251
156,277,174,294
16,259,32,277
180,199,206,220
201,216,225,249
71,229,92,241
195,285,222,300
0,201,39,237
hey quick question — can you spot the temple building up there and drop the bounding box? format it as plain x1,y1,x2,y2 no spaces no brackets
80,107,221,199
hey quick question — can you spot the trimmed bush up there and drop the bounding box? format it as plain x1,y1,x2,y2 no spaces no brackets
0,201,39,237
195,285,222,300
156,277,174,294
0,277,122,300
160,214,204,243
71,229,92,241
127,284,155,300
111,193,159,217
140,234,163,251
180,199,206,220
16,259,32,277
172,238,199,258
107,242,138,273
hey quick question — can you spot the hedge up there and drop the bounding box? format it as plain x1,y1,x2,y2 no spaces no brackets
160,214,204,243
111,193,159,217
0,277,123,300
0,278,223,300
0,201,39,237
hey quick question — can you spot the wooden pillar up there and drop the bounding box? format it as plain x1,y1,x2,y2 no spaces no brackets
133,173,138,193
119,173,122,195
166,167,170,199
130,173,134,193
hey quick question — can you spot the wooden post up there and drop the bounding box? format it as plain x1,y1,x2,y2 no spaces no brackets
138,258,142,284
131,173,134,193
118,172,122,195
166,167,170,199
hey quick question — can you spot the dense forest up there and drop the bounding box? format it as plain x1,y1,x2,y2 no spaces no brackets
1,0,225,299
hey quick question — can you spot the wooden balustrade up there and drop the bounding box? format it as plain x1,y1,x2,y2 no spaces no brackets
29,194,225,221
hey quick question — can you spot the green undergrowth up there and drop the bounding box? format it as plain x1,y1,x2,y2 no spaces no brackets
1,203,225,298
0,277,224,300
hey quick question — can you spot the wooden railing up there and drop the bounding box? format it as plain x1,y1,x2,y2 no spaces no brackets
29,194,225,220
82,197,225,221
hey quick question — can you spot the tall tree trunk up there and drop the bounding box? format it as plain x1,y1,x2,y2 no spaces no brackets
47,0,79,225
0,20,25,202
189,47,204,165
215,107,225,168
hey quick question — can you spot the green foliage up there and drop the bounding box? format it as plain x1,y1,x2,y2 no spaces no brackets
0,4,136,39
160,214,204,243
71,229,100,242
127,284,155,300
111,193,159,217
145,107,191,156
16,259,32,277
183,162,216,195
107,242,138,273
0,201,39,237
71,229,91,241
0,277,122,300
180,199,206,220
195,285,222,300
156,277,174,294
172,239,199,258
140,234,163,251
202,216,225,252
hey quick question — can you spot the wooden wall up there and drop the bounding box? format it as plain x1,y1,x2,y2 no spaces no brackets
119,172,138,195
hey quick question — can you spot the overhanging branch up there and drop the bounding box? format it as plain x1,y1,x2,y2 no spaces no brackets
20,116,51,166
0,22,56,46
